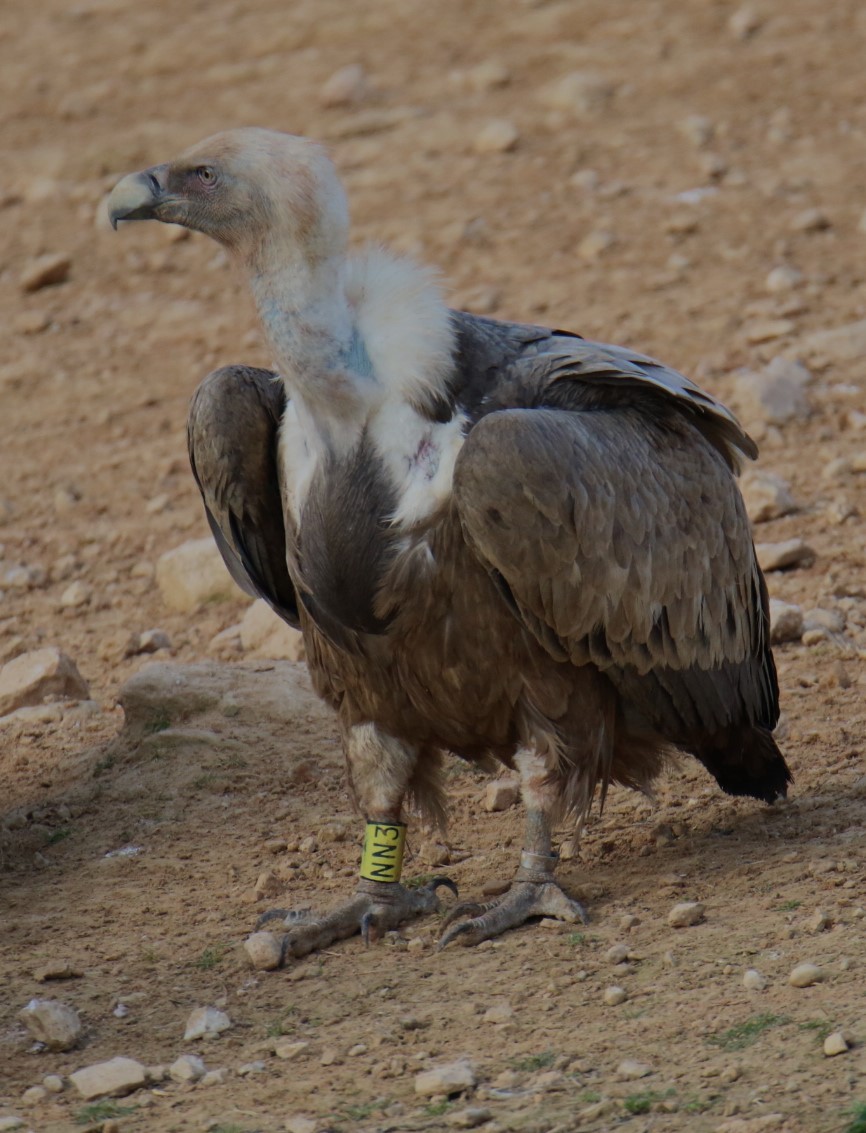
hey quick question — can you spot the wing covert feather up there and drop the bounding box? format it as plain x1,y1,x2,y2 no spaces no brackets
453,406,763,678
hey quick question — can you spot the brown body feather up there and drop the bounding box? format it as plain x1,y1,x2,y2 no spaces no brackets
189,313,789,827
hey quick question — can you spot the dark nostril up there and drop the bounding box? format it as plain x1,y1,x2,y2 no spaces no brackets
146,171,162,194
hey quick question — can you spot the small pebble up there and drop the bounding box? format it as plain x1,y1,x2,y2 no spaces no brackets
320,63,367,107
21,1085,47,1106
447,1107,493,1129
20,252,71,293
483,778,519,812
791,207,831,232
578,229,616,260
473,119,519,154
823,1031,848,1057
482,1001,514,1024
668,901,705,927
237,1060,266,1075
617,1059,652,1079
806,910,831,934
605,943,630,964
275,1041,309,1060
201,1068,229,1086
184,1005,232,1041
603,986,627,1006
789,963,826,988
169,1054,206,1082
414,1059,476,1097
766,265,802,292
743,969,767,991
19,999,82,1051
42,1074,65,1093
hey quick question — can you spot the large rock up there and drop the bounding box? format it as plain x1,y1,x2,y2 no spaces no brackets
184,1006,232,1040
240,600,305,661
415,1059,476,1097
756,538,815,572
0,648,89,717
19,999,82,1051
769,600,803,644
69,1057,147,1099
156,538,244,612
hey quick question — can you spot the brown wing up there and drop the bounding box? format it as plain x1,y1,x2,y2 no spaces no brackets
187,365,300,627
452,361,777,742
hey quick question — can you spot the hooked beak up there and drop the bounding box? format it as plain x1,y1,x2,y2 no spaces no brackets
106,165,169,229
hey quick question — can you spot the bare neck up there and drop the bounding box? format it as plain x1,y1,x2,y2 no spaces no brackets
248,251,376,450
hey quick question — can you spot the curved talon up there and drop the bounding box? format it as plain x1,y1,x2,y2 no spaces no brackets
440,899,491,932
360,910,377,946
438,919,481,951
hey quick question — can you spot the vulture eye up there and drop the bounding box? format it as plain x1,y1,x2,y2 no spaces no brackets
196,165,217,187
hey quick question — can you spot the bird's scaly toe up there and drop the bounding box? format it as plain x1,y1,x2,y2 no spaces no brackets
257,876,457,963
438,879,587,950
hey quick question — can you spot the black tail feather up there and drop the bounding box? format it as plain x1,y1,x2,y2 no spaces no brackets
692,726,791,804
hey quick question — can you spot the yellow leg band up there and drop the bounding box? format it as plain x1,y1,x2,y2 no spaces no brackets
360,821,406,883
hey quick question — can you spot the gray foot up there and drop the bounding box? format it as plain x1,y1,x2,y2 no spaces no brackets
258,876,457,961
438,879,588,949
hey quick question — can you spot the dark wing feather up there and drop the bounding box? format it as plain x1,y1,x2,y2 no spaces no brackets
452,338,777,744
187,365,300,627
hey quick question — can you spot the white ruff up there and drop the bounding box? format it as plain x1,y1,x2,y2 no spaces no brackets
278,248,463,529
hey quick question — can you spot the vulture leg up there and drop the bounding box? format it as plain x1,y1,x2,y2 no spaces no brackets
258,724,456,962
439,751,587,949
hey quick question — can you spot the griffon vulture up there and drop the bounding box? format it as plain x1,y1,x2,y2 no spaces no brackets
107,128,789,959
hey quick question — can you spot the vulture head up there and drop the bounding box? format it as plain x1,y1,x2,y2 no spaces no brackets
106,128,350,270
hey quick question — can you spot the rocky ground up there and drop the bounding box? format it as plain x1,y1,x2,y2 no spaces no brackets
2,0,866,1131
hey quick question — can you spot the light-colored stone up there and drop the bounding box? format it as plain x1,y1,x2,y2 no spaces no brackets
668,901,704,927
4,564,46,589
414,1059,476,1097
733,357,811,425
744,319,796,345
617,1059,652,1079
19,998,81,1051
678,114,714,147
483,778,519,812
169,1054,206,1082
466,60,510,92
42,1074,65,1093
184,1006,232,1041
769,600,803,644
33,959,82,982
756,538,815,572
0,648,89,717
823,1031,848,1056
766,265,802,292
788,962,826,988
244,931,283,971
59,581,91,609
473,119,519,154
123,629,171,658
201,1068,229,1086
285,1117,318,1133
603,985,627,1006
69,1057,147,1099
743,968,767,991
578,229,615,259
482,1001,514,1024
539,71,615,116
791,208,830,232
802,609,845,635
740,470,796,522
728,5,761,38
239,599,305,661
447,1107,493,1129
0,1118,25,1131
605,943,630,964
20,252,71,293
320,63,367,107
799,319,866,365
155,538,243,612
275,1040,309,1060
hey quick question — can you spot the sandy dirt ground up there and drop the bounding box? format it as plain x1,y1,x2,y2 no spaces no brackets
2,0,866,1130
